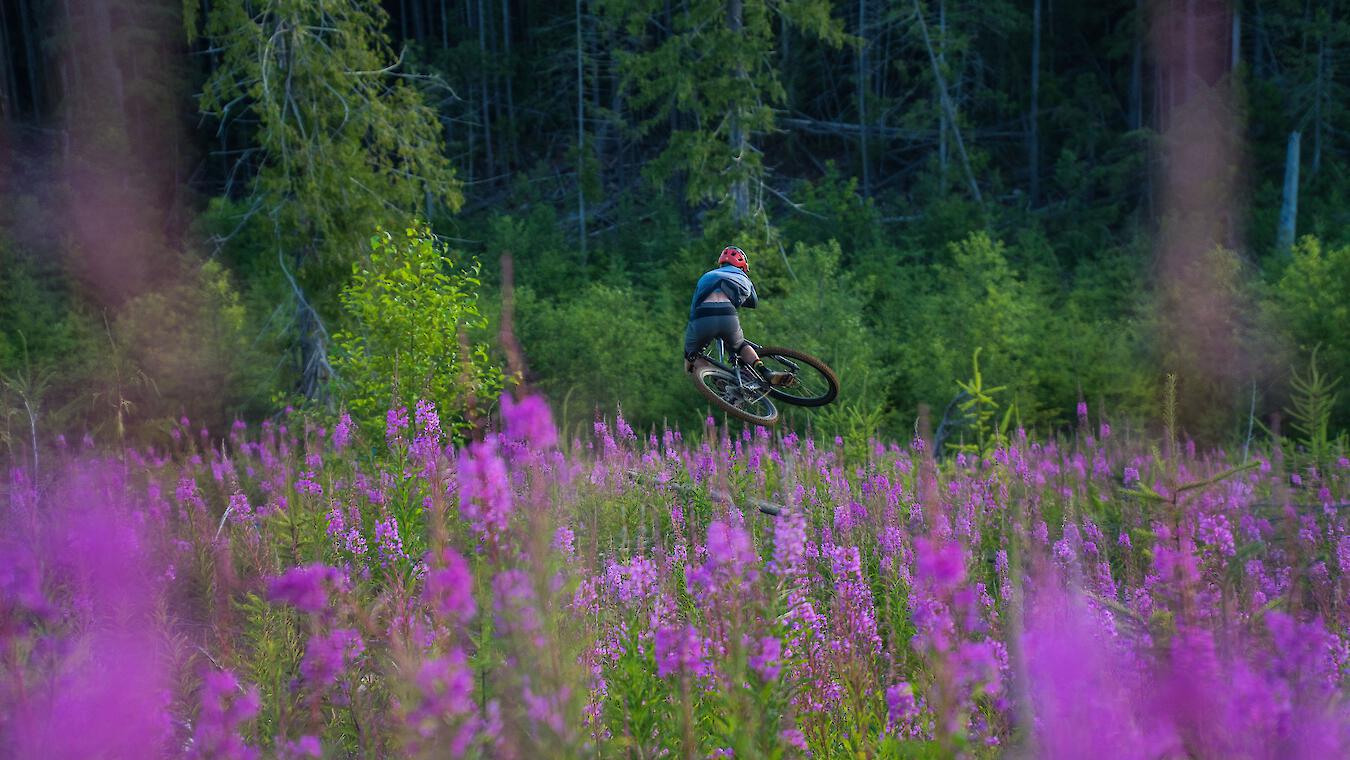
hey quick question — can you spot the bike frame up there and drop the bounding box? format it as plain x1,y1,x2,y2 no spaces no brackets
699,339,774,406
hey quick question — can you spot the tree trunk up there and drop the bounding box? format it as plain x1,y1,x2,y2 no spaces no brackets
858,0,870,197
477,0,494,176
728,0,749,223
1028,0,1041,207
590,13,601,172
0,0,17,119
411,0,426,41
441,0,449,48
1183,0,1196,101
576,0,587,261
90,0,127,131
914,0,981,204
938,0,948,185
1230,4,1241,73
17,0,42,117
1313,27,1324,176
1129,0,1142,130
611,69,627,193
503,0,516,168
1277,130,1300,253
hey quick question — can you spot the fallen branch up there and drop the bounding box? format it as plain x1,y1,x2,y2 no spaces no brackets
626,469,784,517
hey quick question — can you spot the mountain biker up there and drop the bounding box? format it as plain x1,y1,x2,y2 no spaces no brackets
683,246,791,386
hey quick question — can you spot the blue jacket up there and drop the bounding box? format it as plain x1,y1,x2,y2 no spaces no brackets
689,265,759,320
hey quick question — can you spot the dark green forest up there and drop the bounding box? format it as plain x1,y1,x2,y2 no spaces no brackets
2,0,1348,452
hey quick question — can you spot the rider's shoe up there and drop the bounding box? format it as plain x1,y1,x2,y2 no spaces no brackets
753,361,794,387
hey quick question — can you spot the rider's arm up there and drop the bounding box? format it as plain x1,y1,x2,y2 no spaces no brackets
741,279,759,309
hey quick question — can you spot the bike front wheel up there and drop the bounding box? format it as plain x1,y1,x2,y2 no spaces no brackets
691,364,780,426
757,346,839,407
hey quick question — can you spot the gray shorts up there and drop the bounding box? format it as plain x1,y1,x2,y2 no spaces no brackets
683,302,744,359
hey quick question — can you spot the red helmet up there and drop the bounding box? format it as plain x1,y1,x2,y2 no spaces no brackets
717,245,749,273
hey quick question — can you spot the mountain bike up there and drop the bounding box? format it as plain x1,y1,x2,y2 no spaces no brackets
689,339,839,426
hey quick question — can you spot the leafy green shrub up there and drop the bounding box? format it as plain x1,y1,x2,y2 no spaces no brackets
738,240,886,435
888,231,1052,425
0,243,95,456
512,282,689,433
331,226,503,442
878,230,1152,435
1266,235,1350,429
1150,245,1267,441
109,259,268,437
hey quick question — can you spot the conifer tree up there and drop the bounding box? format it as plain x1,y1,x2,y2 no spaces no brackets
599,0,844,228
198,0,461,398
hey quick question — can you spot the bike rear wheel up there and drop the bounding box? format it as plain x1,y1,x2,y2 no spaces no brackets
691,364,780,426
757,346,839,407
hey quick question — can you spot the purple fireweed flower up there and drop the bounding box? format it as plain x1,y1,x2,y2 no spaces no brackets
689,520,759,600
386,406,410,446
771,510,808,577
457,439,512,542
228,491,253,523
886,682,920,736
333,412,353,451
502,394,558,449
522,682,571,738
295,470,322,496
188,669,261,760
415,399,442,440
828,544,883,656
374,515,408,566
749,636,783,681
267,564,339,614
177,475,204,509
914,537,965,591
492,569,542,640
409,400,444,466
705,520,757,574
325,502,345,539
1077,401,1089,425
424,547,476,623
780,728,808,750
1265,611,1337,691
552,525,576,557
300,628,364,688
279,736,322,759
1123,467,1140,486
955,639,1003,695
1021,587,1176,758
655,623,710,679
1,467,175,760
615,409,636,441
407,649,478,755
1198,513,1236,557
603,555,660,606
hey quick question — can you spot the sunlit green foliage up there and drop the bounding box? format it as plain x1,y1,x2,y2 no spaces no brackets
332,226,502,441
